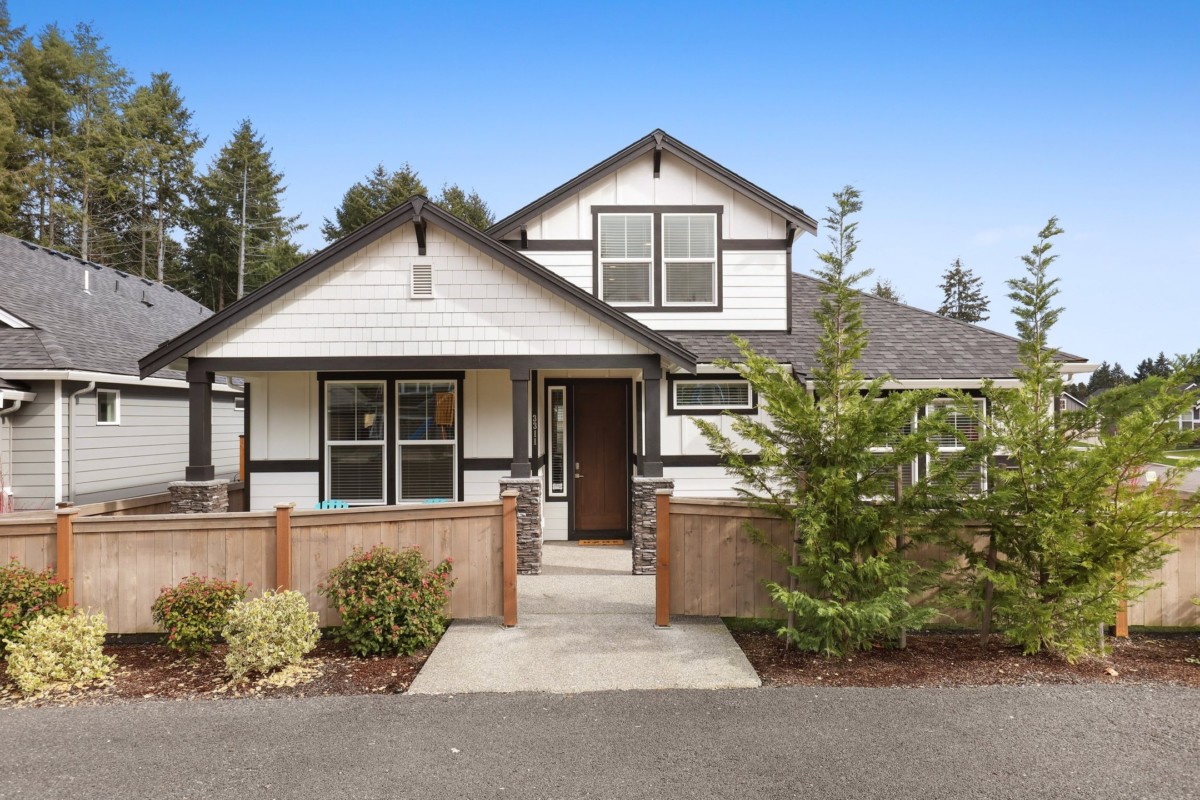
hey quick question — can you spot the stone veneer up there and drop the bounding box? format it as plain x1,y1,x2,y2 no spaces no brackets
632,476,674,575
168,480,229,514
499,477,543,575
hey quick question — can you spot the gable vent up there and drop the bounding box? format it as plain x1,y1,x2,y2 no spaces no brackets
411,263,433,298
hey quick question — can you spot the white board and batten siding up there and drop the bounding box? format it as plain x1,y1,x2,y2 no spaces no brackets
192,225,654,361
520,151,791,331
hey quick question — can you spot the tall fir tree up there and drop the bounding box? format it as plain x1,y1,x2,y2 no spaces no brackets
0,3,30,236
321,163,426,242
435,183,494,230
937,258,990,322
870,278,902,302
184,119,302,309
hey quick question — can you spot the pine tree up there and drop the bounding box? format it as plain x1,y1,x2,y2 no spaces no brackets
435,183,493,230
321,163,426,242
693,186,961,656
870,278,901,302
0,4,30,236
184,119,302,309
937,258,990,322
958,218,1200,661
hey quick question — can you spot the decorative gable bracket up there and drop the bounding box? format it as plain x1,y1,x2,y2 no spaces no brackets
412,196,427,256
653,132,664,178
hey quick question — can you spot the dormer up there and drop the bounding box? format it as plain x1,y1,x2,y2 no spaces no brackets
490,130,817,332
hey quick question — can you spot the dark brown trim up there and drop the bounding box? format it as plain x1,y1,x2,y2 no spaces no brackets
141,197,697,377
463,458,511,471
642,372,662,477
591,207,725,314
661,454,760,468
510,370,531,478
248,459,320,473
186,373,214,481
243,382,251,510
666,373,758,416
487,130,818,239
723,238,791,251
190,354,667,375
498,239,592,252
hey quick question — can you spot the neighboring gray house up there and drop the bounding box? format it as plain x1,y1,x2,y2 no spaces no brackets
0,236,242,512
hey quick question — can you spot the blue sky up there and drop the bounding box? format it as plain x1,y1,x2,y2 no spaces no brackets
11,1,1199,372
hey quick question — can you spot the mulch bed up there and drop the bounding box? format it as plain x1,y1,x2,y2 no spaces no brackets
732,631,1200,688
0,639,430,708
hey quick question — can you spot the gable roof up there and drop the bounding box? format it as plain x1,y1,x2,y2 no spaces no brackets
0,235,214,378
139,197,698,377
487,129,819,240
664,273,1087,381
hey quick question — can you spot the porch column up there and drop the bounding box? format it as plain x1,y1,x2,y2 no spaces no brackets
633,364,671,574
509,368,531,478
642,367,663,477
170,363,228,514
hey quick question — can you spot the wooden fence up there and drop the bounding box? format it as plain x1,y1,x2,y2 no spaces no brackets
0,482,246,520
0,493,518,634
657,495,1200,629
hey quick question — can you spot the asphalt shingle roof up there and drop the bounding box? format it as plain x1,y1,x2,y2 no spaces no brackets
664,273,1086,380
0,234,213,378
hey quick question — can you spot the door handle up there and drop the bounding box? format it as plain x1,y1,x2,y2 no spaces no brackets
574,462,583,479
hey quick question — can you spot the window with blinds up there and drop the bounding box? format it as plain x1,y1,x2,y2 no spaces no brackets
547,387,567,497
673,380,753,410
599,213,652,304
926,398,987,495
326,382,386,504
397,381,457,501
662,214,716,305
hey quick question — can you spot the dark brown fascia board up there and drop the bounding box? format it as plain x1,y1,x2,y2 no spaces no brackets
140,197,698,378
487,129,819,240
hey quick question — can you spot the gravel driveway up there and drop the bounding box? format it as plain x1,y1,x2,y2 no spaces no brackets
2,685,1196,799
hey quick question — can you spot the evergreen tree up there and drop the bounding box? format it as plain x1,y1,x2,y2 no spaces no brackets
435,183,493,230
694,186,960,656
184,119,302,309
870,278,902,302
1110,362,1131,385
937,258,990,322
956,219,1200,661
0,3,30,236
321,163,426,242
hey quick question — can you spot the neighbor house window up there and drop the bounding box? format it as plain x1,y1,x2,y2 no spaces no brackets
233,396,245,412
598,213,653,305
671,379,753,413
547,386,567,498
926,398,987,495
662,214,717,305
396,381,457,501
326,382,386,505
96,389,120,425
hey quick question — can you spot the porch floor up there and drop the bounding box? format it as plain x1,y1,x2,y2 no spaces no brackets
407,542,761,695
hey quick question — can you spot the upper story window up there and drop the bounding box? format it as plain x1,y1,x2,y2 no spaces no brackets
598,213,653,305
662,214,717,305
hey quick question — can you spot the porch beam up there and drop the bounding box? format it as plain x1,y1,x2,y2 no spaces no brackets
642,367,663,477
185,366,215,481
188,354,668,374
510,368,531,479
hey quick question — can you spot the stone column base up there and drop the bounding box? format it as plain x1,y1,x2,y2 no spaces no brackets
169,480,229,514
500,476,543,575
632,476,674,575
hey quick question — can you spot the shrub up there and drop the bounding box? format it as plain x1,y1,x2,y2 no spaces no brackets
0,559,66,654
321,545,454,657
4,610,114,697
222,590,319,681
151,575,248,656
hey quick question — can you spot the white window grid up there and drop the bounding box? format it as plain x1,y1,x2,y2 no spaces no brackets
925,397,988,494
325,380,387,506
396,381,458,502
547,386,568,498
672,379,753,411
598,213,654,306
661,213,717,307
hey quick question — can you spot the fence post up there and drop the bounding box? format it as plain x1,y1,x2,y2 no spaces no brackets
55,508,78,609
1115,599,1129,639
501,490,518,627
275,503,293,591
655,488,672,628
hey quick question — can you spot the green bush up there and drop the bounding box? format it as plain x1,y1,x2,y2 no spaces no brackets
321,545,454,657
0,559,66,654
222,590,319,681
151,575,248,655
4,610,114,697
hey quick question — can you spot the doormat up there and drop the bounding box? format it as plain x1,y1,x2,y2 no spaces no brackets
578,539,624,547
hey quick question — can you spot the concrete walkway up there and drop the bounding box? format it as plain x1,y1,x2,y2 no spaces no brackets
407,541,760,694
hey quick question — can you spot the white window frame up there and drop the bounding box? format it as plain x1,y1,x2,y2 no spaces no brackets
233,396,245,412
925,397,988,494
96,389,120,426
661,213,718,307
547,386,568,498
671,379,753,412
325,380,387,506
864,410,919,500
598,212,654,306
396,380,458,502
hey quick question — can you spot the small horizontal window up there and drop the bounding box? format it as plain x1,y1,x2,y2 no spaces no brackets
672,380,753,411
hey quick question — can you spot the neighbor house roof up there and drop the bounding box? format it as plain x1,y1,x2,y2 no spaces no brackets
140,197,699,377
487,129,819,241
0,235,214,378
664,273,1088,380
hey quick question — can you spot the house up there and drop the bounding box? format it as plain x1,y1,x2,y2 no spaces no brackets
138,130,1090,569
0,235,242,512
1180,384,1200,432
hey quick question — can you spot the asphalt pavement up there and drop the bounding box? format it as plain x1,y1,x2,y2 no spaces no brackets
2,685,1196,799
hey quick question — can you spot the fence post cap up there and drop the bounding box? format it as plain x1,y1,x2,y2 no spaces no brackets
55,507,80,516
655,488,674,496
500,489,521,498
274,502,296,510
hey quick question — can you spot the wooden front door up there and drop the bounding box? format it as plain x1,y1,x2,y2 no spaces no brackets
572,381,629,537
